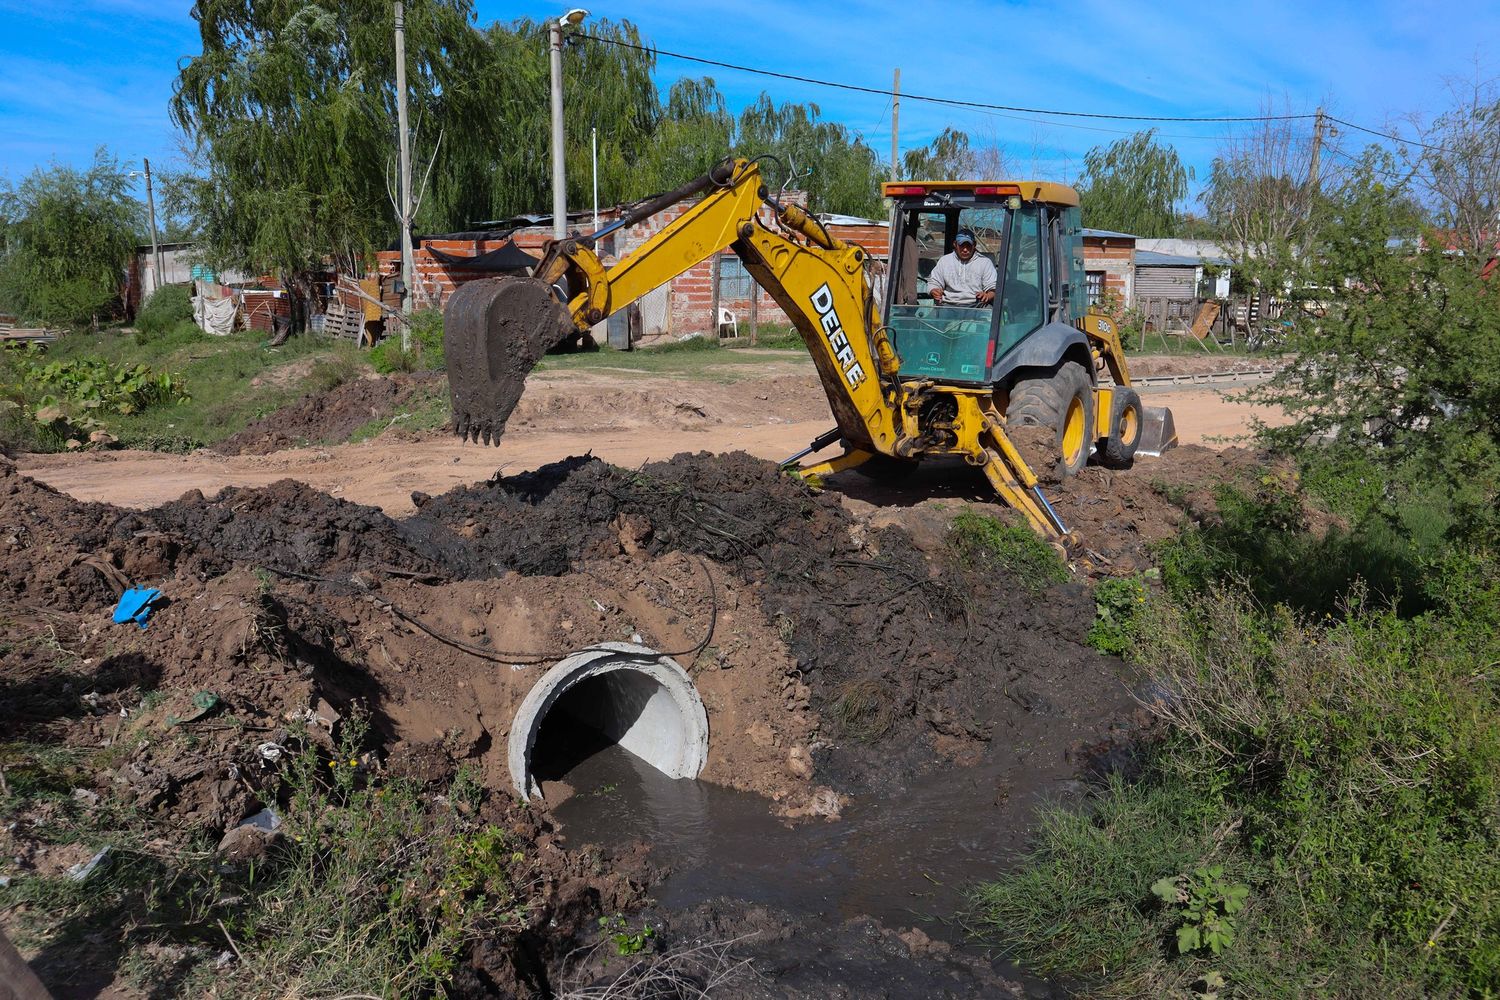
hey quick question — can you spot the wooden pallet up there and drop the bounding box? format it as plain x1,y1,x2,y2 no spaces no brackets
321,303,365,342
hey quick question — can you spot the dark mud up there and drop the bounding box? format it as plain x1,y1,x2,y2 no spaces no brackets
444,277,575,446
213,372,440,456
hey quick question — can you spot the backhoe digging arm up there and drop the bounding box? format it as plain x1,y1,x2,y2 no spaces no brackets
447,158,1067,537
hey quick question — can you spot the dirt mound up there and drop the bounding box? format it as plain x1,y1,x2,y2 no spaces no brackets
1049,444,1268,575
214,373,439,455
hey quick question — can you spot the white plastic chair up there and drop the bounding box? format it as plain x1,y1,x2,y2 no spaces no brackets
717,306,738,338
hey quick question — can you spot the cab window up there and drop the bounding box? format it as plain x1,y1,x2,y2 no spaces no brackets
996,204,1045,357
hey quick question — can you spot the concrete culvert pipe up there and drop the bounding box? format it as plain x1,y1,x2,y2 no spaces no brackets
509,642,709,800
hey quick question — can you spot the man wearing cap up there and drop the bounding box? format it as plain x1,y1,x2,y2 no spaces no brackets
928,228,997,307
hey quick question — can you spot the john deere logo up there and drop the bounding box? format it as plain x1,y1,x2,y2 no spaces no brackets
925,351,941,365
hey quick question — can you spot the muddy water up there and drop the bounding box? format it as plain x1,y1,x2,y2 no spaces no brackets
546,743,1084,996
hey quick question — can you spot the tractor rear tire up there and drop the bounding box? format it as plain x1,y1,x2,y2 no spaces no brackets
1101,386,1143,468
1006,360,1095,479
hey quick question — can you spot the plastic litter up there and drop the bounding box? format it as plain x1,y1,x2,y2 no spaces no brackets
241,807,281,833
67,846,111,882
112,587,163,629
166,691,220,726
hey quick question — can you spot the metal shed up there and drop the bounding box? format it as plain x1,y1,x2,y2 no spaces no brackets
1133,249,1200,300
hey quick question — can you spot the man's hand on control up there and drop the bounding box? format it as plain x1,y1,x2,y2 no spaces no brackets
977,289,995,306
930,287,945,304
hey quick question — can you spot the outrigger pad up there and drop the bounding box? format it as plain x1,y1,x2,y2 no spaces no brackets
443,277,575,445
1137,405,1179,457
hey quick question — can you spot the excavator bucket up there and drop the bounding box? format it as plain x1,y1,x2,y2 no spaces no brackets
443,277,575,445
1137,404,1179,457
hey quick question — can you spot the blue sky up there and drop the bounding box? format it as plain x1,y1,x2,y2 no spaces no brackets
3,0,1495,207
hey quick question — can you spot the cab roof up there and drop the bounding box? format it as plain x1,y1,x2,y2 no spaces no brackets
881,180,1080,207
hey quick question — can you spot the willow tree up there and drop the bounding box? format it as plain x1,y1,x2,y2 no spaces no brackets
171,0,493,284
1077,129,1191,236
734,95,885,218
636,78,736,194
0,149,140,327
451,18,662,225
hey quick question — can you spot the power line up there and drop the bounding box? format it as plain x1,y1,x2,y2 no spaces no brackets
1326,116,1449,153
580,34,1482,159
580,34,1317,124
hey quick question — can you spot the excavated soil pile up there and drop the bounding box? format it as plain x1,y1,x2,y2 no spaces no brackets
213,372,441,456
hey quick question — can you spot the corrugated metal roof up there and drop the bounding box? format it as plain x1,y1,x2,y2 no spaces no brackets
1081,227,1138,240
1135,249,1202,267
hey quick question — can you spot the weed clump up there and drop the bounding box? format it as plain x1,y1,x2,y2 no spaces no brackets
134,285,193,338
946,508,1069,590
372,309,445,373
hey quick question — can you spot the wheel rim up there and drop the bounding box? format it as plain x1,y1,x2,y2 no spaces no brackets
1120,405,1139,446
1062,397,1086,467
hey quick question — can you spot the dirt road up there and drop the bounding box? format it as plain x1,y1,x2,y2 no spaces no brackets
15,363,1282,515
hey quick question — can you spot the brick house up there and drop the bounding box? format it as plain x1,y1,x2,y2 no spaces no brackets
1080,228,1137,311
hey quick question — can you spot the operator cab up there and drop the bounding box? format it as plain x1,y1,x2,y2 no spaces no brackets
882,181,1085,386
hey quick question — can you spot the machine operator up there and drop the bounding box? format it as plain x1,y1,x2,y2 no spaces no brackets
927,227,997,308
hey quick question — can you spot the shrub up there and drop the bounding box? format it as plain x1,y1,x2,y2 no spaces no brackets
134,284,193,338
371,309,444,374
971,584,1500,997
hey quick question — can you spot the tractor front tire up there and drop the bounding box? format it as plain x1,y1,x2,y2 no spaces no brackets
1101,386,1144,468
1006,360,1095,479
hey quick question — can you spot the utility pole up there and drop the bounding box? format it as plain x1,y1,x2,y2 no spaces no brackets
548,9,588,239
143,158,162,295
591,126,599,230
890,68,901,180
1309,106,1325,192
394,1,415,345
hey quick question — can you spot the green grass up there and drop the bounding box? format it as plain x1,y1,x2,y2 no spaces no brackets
1122,330,1257,356
2,713,542,998
11,322,366,452
946,507,1070,590
348,382,452,443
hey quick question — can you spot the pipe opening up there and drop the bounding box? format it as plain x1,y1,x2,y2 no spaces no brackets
508,643,709,800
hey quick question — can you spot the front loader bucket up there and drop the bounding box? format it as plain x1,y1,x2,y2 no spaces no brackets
1137,404,1179,457
443,277,575,445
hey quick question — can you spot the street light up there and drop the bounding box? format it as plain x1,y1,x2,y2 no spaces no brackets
549,7,589,239
128,161,163,296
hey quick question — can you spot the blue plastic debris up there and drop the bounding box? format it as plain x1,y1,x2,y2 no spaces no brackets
112,587,162,629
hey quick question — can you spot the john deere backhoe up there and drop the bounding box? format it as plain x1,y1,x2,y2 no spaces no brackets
443,158,1175,538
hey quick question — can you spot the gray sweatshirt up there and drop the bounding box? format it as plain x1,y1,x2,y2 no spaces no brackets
929,252,997,306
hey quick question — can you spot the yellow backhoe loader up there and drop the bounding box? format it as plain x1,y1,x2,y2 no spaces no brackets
443,158,1175,538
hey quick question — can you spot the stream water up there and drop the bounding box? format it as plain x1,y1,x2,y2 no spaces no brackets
545,742,1079,996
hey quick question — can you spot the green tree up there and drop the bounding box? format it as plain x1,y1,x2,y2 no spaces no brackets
0,148,140,327
734,95,885,217
171,0,495,281
460,18,662,225
1077,129,1191,236
637,77,736,194
1248,147,1500,542
901,127,975,181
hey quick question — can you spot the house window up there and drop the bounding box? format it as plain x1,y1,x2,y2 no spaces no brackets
1085,270,1106,306
716,256,754,300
